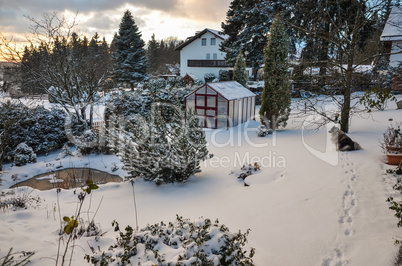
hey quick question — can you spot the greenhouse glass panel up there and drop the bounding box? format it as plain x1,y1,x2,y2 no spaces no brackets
251,97,255,119
206,117,216,128
238,99,243,124
197,87,206,94
218,95,227,115
229,101,234,127
207,88,217,95
207,96,216,108
206,109,216,116
196,95,205,107
186,95,195,110
233,100,238,126
243,97,247,122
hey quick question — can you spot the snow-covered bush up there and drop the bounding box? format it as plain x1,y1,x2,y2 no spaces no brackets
204,73,216,83
13,143,37,166
0,189,41,211
108,104,209,184
85,215,255,265
76,130,100,155
4,106,76,160
106,79,207,184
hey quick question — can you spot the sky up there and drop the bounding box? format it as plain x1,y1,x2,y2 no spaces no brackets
0,0,232,44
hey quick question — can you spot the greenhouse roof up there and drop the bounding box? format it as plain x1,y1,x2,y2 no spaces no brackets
207,81,255,100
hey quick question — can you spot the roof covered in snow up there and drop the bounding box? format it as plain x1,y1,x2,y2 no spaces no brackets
175,28,228,51
183,73,199,81
206,81,255,100
381,6,402,41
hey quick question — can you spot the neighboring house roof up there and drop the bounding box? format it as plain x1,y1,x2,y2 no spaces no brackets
183,73,199,81
381,6,402,41
175,28,228,51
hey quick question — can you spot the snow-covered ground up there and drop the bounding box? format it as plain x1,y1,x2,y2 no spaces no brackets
1,95,402,265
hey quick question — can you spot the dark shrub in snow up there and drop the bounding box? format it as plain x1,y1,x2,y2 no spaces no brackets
204,72,216,83
1,104,86,162
8,106,67,157
14,143,37,166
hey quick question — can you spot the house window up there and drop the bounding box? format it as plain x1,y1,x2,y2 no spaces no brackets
202,38,207,46
211,38,216,45
213,53,217,59
206,53,211,59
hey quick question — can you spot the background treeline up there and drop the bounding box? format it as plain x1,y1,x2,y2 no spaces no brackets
20,32,183,95
21,33,112,95
146,34,182,76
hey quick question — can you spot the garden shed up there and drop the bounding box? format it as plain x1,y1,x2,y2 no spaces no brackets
185,81,256,129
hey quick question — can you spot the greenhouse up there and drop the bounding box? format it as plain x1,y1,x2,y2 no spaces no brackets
184,81,256,129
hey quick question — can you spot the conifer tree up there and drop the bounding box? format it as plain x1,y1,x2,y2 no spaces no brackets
259,15,291,130
113,10,147,89
233,51,248,87
146,33,159,75
108,101,209,184
221,0,283,78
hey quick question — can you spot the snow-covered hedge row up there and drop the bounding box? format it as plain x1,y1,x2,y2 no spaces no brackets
85,215,255,265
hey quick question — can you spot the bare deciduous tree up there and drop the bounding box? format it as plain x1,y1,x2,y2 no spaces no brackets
287,0,400,132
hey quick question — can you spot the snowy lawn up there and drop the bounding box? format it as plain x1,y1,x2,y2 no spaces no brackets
1,95,402,265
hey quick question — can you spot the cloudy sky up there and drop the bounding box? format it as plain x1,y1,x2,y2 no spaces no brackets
0,0,232,44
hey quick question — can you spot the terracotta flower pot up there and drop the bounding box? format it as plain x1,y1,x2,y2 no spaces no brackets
386,154,402,165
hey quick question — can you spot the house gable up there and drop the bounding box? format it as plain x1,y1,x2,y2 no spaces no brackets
381,6,402,68
176,28,229,82
175,28,228,51
380,6,402,41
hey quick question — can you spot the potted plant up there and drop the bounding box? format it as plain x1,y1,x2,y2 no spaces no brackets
380,119,402,165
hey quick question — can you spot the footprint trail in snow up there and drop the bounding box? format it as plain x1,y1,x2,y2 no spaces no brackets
321,151,358,266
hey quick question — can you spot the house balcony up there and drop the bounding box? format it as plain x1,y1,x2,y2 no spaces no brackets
187,60,228,68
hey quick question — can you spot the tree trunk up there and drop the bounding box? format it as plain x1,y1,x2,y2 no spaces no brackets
318,24,330,87
80,107,88,129
340,60,353,133
270,114,277,131
89,104,93,129
0,132,10,172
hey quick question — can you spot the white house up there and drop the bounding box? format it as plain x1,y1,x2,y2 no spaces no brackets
175,28,229,82
380,6,402,68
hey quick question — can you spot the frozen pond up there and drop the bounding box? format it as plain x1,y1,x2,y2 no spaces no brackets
11,168,122,191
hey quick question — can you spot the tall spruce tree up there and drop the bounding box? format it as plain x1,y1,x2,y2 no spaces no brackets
146,33,159,75
221,0,285,78
233,51,248,87
113,10,147,89
259,15,291,130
